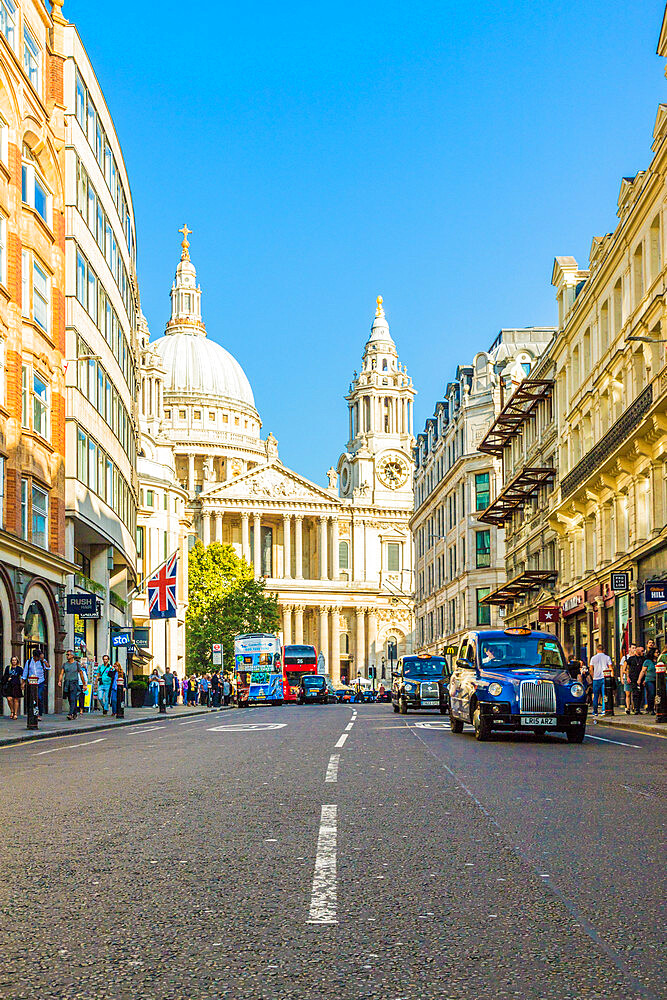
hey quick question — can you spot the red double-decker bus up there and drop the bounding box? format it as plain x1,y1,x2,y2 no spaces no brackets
282,644,318,702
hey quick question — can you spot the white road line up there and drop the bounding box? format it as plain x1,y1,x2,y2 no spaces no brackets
325,754,340,783
124,726,164,734
32,737,106,756
334,733,348,749
179,718,209,726
345,722,354,731
586,734,641,748
307,804,338,925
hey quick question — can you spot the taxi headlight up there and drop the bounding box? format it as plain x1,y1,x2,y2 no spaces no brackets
488,682,503,697
405,681,416,692
570,682,585,699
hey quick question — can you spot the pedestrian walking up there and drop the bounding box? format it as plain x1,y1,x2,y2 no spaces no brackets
148,668,160,708
620,644,635,714
22,648,49,718
211,671,220,707
77,659,89,715
223,675,231,706
578,660,592,706
109,663,125,715
640,647,657,714
164,667,175,706
60,650,86,720
2,656,23,719
97,654,113,714
590,644,612,717
627,645,645,714
199,674,209,707
187,674,198,706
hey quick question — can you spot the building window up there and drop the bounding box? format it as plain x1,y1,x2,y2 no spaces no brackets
136,525,144,558
32,372,49,438
21,365,28,427
146,489,154,507
164,409,171,419
32,260,49,331
476,588,491,626
387,542,400,572
0,0,16,49
22,158,50,226
23,23,41,93
179,409,186,420
0,339,4,407
31,483,48,547
475,530,490,568
0,214,6,287
21,478,28,539
0,455,4,528
77,428,87,480
339,540,349,569
209,411,215,421
475,472,490,511
194,410,201,420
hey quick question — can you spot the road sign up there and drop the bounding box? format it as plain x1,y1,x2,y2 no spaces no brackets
611,571,629,592
66,592,99,618
645,580,667,602
111,632,131,647
211,642,223,666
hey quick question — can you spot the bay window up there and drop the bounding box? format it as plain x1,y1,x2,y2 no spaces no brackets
32,260,49,331
32,372,49,438
31,484,48,547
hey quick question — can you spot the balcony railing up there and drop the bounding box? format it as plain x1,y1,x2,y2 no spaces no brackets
560,382,654,500
74,573,105,598
110,590,127,613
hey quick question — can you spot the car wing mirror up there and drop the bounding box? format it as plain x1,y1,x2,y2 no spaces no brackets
456,658,470,669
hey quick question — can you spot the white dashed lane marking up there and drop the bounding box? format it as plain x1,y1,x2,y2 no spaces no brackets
32,737,107,756
325,754,340,783
586,734,641,748
307,804,338,925
334,733,348,749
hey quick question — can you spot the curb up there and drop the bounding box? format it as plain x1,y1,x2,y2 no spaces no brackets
0,707,228,748
592,716,667,738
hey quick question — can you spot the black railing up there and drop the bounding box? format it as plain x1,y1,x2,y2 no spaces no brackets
561,383,653,499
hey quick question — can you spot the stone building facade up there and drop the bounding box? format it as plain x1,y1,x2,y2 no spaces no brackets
0,0,72,710
411,329,553,656
151,234,415,682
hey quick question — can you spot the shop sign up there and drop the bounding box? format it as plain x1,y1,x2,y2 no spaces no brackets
562,594,583,615
645,580,667,603
538,606,560,623
611,572,629,592
111,632,131,647
66,592,99,617
133,627,150,648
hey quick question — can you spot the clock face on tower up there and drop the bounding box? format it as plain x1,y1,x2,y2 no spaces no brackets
376,452,409,490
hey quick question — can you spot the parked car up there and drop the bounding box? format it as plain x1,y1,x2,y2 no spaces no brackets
448,628,588,742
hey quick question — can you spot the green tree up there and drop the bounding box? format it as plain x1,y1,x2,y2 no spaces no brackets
185,542,279,673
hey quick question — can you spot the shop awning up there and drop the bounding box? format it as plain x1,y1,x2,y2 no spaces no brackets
478,466,556,526
478,380,554,457
481,570,558,606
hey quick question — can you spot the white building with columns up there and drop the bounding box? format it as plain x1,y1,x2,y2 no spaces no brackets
150,231,416,682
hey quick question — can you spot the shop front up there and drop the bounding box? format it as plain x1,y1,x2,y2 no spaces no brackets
560,591,587,662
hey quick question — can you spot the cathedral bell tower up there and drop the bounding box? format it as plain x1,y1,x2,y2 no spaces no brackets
337,297,415,508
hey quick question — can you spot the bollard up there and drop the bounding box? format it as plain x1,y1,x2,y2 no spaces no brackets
26,676,39,730
115,680,125,719
655,662,667,724
603,672,615,716
158,677,166,714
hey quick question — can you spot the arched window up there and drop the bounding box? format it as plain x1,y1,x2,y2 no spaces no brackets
24,599,47,661
382,359,388,371
338,540,349,570
341,633,350,654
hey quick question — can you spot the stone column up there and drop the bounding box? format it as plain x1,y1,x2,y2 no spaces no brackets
214,511,223,543
294,605,304,644
367,609,378,678
295,515,304,580
330,606,341,684
319,516,329,580
283,514,292,579
188,453,195,494
319,605,329,670
331,517,340,580
202,512,211,546
282,605,292,645
241,512,250,562
253,513,262,578
355,608,366,678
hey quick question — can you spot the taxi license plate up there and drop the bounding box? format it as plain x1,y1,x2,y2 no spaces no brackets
521,715,556,726
422,698,438,707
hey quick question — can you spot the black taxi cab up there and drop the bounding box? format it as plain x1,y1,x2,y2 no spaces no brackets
391,653,451,714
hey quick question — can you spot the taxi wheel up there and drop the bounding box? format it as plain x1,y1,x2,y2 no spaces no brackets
473,706,491,741
399,697,408,715
567,727,585,743
392,702,399,713
449,712,463,734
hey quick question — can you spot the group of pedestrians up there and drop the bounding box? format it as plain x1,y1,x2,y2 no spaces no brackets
180,671,232,707
566,639,665,717
1,649,51,720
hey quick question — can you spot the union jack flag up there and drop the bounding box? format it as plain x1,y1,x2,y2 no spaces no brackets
147,553,178,619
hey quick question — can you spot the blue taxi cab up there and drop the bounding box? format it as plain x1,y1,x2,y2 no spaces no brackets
448,628,588,742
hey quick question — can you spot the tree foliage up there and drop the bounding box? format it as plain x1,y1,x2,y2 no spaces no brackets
185,542,279,674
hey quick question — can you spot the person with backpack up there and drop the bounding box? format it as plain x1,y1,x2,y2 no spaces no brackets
97,655,113,714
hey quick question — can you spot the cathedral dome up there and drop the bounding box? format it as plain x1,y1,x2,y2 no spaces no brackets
152,332,256,408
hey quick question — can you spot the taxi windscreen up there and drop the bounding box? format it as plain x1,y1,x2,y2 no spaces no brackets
302,675,325,687
402,657,447,677
479,636,566,670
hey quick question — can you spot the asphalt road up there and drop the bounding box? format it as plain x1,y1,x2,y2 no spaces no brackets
0,704,664,1000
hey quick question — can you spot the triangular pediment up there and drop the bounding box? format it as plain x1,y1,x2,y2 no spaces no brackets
201,461,343,505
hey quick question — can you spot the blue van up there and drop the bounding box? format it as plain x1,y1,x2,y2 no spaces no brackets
448,628,588,742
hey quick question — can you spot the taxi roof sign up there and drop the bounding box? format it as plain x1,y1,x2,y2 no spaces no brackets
504,627,532,636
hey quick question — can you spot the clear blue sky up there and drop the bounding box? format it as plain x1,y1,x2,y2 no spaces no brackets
69,0,666,483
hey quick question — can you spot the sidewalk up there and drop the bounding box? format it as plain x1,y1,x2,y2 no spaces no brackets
0,704,230,747
590,710,667,738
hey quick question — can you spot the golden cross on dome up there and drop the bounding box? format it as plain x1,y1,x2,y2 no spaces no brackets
179,224,192,260
376,295,384,317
